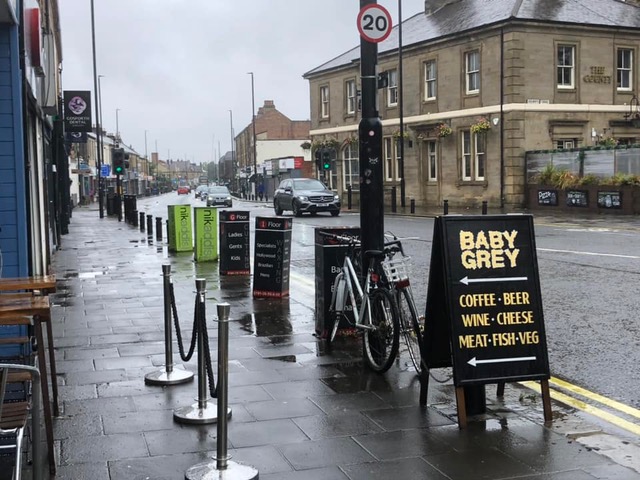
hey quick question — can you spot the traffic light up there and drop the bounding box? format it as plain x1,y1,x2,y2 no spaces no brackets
314,149,321,170
112,148,125,175
322,148,332,170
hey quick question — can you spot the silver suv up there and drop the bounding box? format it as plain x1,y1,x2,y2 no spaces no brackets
206,186,233,207
273,178,340,217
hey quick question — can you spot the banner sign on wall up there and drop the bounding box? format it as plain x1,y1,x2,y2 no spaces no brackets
63,90,92,132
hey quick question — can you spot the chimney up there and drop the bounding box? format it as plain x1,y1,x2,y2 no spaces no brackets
257,100,275,116
425,0,458,15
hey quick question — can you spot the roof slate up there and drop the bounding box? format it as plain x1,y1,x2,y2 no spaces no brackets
304,0,640,77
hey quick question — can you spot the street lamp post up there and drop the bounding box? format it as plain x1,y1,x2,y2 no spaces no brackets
248,72,257,200
229,109,235,194
90,0,104,218
116,108,121,144
144,130,148,194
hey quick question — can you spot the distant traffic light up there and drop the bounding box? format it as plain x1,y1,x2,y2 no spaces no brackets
112,148,125,175
314,149,321,170
322,148,332,170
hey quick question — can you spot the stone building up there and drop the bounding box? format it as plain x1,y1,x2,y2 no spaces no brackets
304,0,640,210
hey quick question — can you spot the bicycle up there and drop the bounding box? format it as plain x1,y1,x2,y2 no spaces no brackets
380,233,426,375
323,232,400,373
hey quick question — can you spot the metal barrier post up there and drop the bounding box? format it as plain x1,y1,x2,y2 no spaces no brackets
156,217,163,241
347,184,352,210
140,212,145,232
391,186,397,213
145,265,194,386
482,200,488,215
132,210,139,227
444,199,449,215
410,198,415,214
174,279,231,425
185,304,259,480
146,214,153,236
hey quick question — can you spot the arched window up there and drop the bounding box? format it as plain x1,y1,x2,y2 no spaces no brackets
343,143,359,190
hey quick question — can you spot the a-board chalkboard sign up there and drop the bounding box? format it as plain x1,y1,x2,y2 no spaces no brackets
252,217,292,298
597,191,622,209
566,190,588,207
219,211,250,275
537,189,558,206
425,215,550,387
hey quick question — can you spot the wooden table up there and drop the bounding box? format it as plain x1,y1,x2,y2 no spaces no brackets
0,275,57,474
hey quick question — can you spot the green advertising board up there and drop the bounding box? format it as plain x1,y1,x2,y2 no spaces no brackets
167,205,193,252
194,207,218,262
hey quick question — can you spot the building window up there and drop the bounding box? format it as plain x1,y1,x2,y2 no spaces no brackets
425,60,436,100
461,130,485,181
343,143,359,190
556,139,576,150
387,69,398,106
557,45,575,89
320,85,329,118
384,137,401,181
617,48,633,91
427,141,437,181
465,50,480,94
345,80,356,115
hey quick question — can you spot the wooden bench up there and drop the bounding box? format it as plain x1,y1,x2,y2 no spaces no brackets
0,276,57,475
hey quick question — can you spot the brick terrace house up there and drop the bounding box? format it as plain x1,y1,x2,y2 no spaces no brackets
234,100,311,198
303,0,640,210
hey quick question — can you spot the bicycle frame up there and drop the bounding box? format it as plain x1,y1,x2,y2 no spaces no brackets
334,253,375,331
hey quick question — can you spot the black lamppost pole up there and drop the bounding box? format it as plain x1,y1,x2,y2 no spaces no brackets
248,72,257,199
229,109,235,192
398,0,406,208
90,0,104,218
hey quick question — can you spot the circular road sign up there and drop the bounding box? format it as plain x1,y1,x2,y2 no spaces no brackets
357,4,393,44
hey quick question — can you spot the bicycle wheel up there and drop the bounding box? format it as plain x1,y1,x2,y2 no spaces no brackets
396,287,425,374
363,288,399,373
327,272,346,346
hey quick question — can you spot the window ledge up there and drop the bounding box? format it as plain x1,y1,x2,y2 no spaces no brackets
456,180,488,188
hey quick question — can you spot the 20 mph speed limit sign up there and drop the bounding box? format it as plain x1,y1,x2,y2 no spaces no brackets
357,4,392,43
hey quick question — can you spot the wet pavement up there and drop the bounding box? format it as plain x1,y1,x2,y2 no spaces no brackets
4,202,640,479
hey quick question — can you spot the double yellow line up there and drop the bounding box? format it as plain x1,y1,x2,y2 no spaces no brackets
521,377,640,436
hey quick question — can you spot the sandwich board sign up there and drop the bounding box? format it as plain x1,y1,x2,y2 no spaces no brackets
423,214,552,427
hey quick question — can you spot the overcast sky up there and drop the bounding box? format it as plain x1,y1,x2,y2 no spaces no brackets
59,0,425,164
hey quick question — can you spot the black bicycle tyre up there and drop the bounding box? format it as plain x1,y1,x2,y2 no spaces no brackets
363,288,399,373
396,287,425,374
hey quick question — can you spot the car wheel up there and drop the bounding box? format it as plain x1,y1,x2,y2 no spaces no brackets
330,210,340,217
292,201,302,217
274,201,283,216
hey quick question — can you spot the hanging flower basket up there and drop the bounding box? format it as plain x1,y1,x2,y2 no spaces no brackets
300,141,312,150
392,130,411,140
311,138,340,153
436,123,452,138
470,117,491,134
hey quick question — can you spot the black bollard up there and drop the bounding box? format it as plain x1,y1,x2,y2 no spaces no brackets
139,212,146,232
410,198,415,214
132,210,139,227
156,217,163,241
391,186,397,213
444,199,449,215
347,184,352,210
482,201,488,215
146,214,153,236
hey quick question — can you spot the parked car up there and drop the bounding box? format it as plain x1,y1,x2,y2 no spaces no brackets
206,186,233,207
177,186,190,195
195,185,208,199
273,178,340,217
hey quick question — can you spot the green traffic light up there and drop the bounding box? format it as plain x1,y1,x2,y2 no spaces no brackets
323,162,331,170
115,166,123,174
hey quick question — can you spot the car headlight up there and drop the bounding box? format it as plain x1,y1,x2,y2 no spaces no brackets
334,195,339,201
296,195,308,201
226,196,231,200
